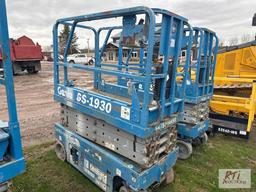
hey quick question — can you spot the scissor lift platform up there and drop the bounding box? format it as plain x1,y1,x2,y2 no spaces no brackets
177,27,218,159
53,6,192,191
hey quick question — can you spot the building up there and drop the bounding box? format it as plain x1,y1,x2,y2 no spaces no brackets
103,33,142,63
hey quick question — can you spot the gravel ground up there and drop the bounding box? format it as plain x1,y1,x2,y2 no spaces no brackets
0,61,116,147
0,62,58,146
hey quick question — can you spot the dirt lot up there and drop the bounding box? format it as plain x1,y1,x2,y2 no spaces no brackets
0,61,121,147
0,61,58,146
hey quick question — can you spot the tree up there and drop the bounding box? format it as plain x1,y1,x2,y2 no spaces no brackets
240,34,252,43
228,37,238,46
58,25,79,55
218,39,225,48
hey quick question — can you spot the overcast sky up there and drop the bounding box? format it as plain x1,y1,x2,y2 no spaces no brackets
6,0,256,49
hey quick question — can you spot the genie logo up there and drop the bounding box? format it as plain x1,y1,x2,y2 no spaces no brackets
155,117,177,130
57,86,66,97
57,86,73,100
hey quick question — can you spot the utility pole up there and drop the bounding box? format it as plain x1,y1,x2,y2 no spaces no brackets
87,38,90,54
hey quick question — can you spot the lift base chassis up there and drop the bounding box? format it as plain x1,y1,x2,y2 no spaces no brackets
55,123,178,192
178,119,209,140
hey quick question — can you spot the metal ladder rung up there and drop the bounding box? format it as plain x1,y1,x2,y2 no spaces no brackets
151,73,166,79
176,73,184,77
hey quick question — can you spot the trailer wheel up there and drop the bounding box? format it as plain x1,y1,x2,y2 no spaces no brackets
55,142,66,162
176,140,192,160
164,168,175,185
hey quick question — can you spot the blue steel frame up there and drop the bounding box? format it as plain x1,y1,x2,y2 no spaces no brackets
178,119,210,139
0,0,25,183
53,7,193,139
178,27,218,140
55,123,178,191
185,27,219,104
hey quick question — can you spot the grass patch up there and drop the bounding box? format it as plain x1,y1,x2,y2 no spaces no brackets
12,135,255,192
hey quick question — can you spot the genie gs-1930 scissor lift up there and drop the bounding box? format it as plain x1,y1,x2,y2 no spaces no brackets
177,27,218,159
53,7,192,192
0,0,25,191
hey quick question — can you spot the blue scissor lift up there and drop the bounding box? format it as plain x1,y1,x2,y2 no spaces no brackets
53,7,192,192
0,0,25,191
176,27,218,159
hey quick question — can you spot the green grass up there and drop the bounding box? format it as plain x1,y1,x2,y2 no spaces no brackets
12,135,255,192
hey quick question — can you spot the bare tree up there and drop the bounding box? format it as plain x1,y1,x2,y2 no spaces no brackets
218,39,225,48
240,34,251,43
228,37,238,46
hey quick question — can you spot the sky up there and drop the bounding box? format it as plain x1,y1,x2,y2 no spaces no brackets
6,0,256,50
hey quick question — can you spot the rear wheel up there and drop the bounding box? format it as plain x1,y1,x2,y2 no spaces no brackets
177,140,193,160
55,142,66,162
12,68,17,75
27,67,38,74
88,59,94,65
69,60,75,64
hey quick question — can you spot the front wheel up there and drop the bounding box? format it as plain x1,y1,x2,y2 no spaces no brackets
176,140,193,160
0,181,12,192
164,168,175,185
